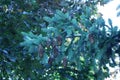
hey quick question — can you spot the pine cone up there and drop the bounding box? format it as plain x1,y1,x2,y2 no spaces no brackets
38,44,44,58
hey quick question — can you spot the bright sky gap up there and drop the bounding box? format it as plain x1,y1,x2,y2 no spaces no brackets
98,0,120,79
98,0,120,29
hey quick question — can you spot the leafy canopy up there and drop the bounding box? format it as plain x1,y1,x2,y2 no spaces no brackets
1,0,120,80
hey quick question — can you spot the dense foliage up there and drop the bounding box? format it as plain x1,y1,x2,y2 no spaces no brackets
0,0,120,80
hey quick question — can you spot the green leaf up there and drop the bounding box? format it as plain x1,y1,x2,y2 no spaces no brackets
28,45,36,53
56,10,65,17
43,16,52,23
20,38,33,47
76,59,82,70
54,14,62,20
71,18,78,26
65,12,70,20
97,17,105,26
108,18,112,27
67,50,74,61
66,29,72,36
113,26,118,32
85,7,91,17
41,53,49,64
